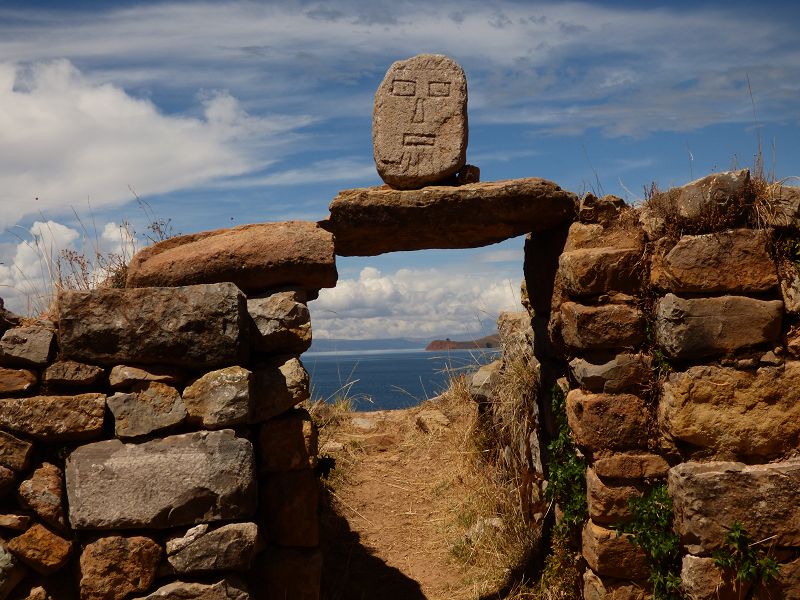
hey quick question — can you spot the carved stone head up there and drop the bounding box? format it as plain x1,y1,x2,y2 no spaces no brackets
373,54,468,189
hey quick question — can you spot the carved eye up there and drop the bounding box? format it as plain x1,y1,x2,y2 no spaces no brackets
428,82,451,97
392,80,416,96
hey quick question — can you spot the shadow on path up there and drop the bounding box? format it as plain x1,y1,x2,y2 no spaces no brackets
319,483,426,600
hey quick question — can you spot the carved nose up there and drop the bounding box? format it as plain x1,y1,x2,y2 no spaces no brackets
412,98,425,123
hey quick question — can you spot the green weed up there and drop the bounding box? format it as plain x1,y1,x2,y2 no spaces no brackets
544,384,586,536
617,485,683,599
713,521,779,586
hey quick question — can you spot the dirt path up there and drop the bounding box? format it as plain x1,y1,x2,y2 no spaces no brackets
318,401,498,600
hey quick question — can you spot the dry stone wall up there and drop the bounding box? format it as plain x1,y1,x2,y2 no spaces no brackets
0,226,336,599
530,171,800,598
4,48,800,597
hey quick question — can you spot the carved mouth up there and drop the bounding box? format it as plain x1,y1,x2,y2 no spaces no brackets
403,133,435,146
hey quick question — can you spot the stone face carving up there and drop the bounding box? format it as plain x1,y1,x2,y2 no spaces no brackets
373,54,467,189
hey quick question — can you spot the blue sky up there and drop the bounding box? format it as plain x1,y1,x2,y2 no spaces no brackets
1,0,799,338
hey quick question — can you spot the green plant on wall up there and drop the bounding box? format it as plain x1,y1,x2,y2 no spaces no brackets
781,236,800,271
535,383,585,598
544,384,586,535
618,485,683,599
712,521,779,587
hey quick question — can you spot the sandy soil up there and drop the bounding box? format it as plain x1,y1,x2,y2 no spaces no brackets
318,401,497,600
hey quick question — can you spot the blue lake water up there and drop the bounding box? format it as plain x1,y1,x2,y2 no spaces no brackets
304,349,501,412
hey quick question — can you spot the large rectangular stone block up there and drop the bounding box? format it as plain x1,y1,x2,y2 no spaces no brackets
325,178,577,256
668,459,800,554
650,229,777,293
660,362,800,460
566,390,649,451
655,294,783,360
558,247,643,297
262,470,319,547
66,430,256,530
259,409,318,473
560,303,645,353
58,283,248,368
582,520,648,581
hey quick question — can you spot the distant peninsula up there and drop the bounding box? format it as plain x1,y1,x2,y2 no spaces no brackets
425,334,500,351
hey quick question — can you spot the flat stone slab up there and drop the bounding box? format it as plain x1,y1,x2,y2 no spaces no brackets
0,367,37,395
134,579,250,600
65,430,256,530
373,54,467,189
558,247,643,297
668,459,800,553
0,394,105,441
166,522,260,573
126,221,337,293
58,284,248,368
655,294,783,360
42,361,104,388
569,353,651,394
109,365,184,389
325,178,577,256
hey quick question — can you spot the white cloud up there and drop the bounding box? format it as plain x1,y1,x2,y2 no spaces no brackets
0,59,311,230
0,219,137,315
477,249,522,263
0,2,797,137
309,266,522,339
1,1,796,136
214,157,379,188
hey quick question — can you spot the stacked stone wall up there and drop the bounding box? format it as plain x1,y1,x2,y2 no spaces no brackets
0,223,337,599
528,170,800,598
4,158,800,599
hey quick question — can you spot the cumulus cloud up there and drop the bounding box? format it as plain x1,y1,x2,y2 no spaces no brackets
0,59,311,230
309,266,521,339
0,219,137,315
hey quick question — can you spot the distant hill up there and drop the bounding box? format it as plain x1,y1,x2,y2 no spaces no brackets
308,335,499,353
308,337,429,352
425,334,500,351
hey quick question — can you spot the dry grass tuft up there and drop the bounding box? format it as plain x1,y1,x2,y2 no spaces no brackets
642,181,754,239
4,199,177,317
435,371,544,598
